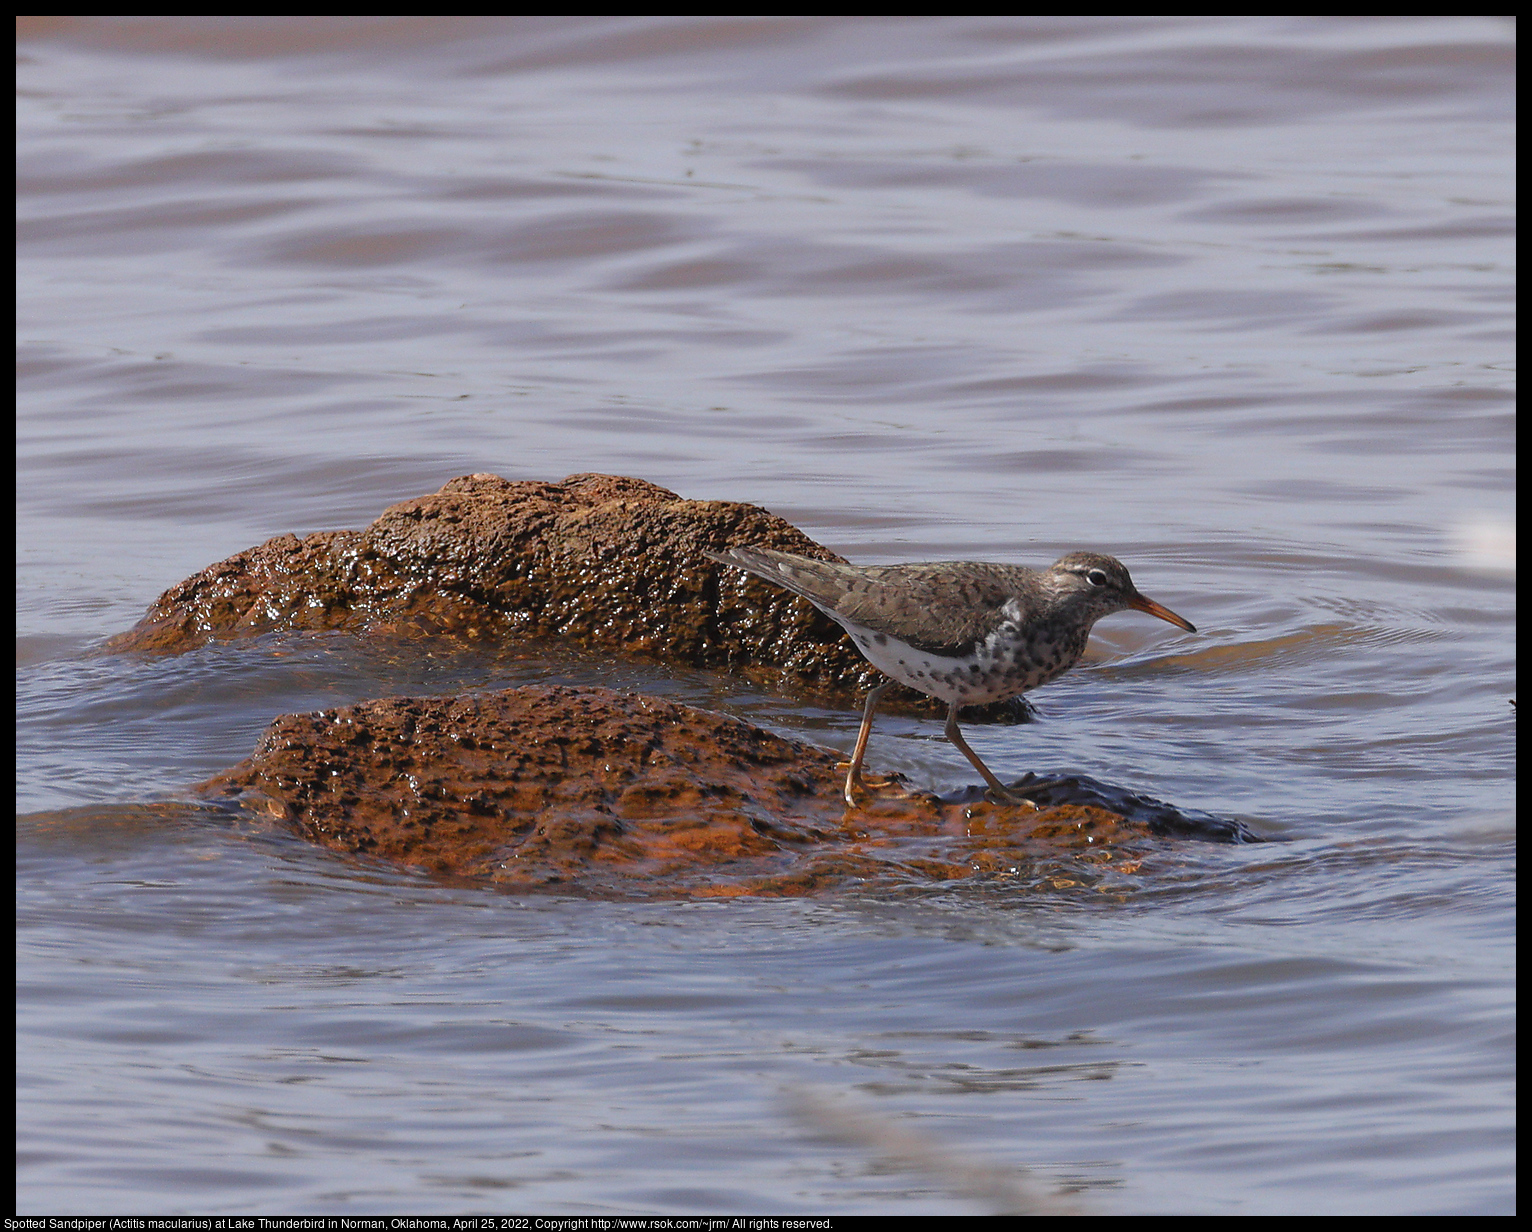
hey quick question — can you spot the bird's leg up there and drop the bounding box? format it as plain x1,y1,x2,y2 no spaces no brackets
842,680,894,807
943,703,1035,808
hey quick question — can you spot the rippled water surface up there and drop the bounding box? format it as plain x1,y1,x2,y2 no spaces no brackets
17,16,1514,1215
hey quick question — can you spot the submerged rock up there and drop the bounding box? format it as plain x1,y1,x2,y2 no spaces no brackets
194,685,1255,899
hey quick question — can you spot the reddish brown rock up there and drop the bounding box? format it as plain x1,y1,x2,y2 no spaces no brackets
103,471,1027,719
193,685,1177,898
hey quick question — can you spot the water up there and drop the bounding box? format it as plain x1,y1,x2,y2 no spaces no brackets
17,16,1514,1215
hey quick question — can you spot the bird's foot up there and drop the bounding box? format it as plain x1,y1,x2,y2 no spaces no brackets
838,764,907,808
835,763,902,790
983,785,1040,810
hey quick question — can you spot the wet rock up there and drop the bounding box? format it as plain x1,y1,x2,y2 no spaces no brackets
193,685,1253,899
104,471,1023,720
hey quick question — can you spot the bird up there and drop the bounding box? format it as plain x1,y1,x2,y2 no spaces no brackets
708,546,1196,807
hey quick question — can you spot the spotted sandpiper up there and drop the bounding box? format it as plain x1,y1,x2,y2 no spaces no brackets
708,546,1196,807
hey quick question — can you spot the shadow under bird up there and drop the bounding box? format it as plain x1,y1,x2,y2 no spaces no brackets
708,546,1196,807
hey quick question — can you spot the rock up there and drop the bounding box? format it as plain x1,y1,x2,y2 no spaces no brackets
104,471,1028,719
193,685,1207,899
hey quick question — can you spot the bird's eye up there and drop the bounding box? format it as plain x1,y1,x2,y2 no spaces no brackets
1086,569,1109,587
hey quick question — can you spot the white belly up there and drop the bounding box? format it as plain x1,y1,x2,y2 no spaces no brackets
827,607,1074,706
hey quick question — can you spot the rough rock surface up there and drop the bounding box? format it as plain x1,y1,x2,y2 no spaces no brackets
193,685,1223,899
105,472,1022,719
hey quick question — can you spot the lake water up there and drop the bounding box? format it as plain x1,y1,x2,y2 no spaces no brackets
17,16,1514,1215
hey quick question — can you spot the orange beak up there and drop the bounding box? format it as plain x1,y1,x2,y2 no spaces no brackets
1129,592,1196,633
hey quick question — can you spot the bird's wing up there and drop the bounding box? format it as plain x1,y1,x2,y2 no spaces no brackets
712,549,1041,658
